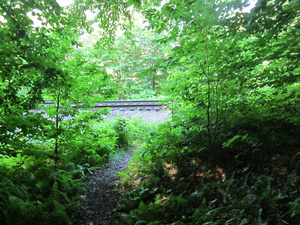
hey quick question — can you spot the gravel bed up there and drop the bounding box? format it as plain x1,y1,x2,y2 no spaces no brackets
102,109,171,124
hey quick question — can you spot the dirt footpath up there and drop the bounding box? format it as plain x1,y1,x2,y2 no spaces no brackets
72,150,133,225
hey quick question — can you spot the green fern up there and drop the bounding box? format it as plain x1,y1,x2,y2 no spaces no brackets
46,182,71,225
48,181,70,205
48,200,70,225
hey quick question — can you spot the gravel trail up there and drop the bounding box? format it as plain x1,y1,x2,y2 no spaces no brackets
72,150,133,225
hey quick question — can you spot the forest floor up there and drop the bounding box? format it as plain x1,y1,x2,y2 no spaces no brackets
71,148,134,225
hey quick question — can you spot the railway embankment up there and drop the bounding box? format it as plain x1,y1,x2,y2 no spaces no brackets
31,100,171,124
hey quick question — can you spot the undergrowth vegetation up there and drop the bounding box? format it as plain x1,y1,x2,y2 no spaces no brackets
118,116,300,224
0,109,139,225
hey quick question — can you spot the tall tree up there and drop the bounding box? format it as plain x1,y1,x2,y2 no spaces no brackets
141,0,300,154
0,0,76,155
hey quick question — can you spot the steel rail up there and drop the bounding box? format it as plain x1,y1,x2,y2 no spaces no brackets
40,100,165,111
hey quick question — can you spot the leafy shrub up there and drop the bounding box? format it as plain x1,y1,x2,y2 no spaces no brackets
126,117,158,143
112,117,132,150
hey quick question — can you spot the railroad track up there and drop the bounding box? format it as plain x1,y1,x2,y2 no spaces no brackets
41,100,165,111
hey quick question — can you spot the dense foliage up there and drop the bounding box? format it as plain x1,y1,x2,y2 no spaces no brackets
116,0,300,224
1,0,299,224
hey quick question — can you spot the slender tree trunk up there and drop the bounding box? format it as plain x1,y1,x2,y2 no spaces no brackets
204,40,213,150
151,62,156,92
214,76,220,142
54,92,60,164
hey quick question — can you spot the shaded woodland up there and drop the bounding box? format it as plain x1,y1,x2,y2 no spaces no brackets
0,0,299,224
